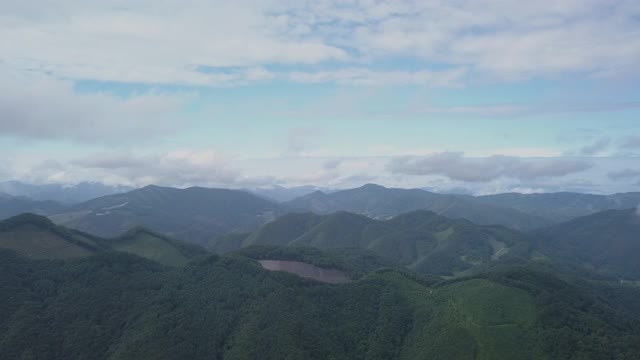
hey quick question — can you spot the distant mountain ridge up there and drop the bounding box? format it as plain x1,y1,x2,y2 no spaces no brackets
0,181,133,204
475,191,640,223
50,185,286,244
248,185,332,202
0,194,67,220
285,184,552,231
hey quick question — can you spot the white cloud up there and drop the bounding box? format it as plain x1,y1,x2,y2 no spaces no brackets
0,68,192,142
288,68,466,87
387,152,593,182
70,150,242,187
2,0,639,86
0,0,347,86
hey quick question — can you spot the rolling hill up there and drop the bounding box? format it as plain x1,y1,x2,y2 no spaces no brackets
0,245,639,359
49,185,285,244
0,213,207,266
285,184,551,231
534,208,640,279
211,210,535,276
109,227,208,267
0,213,101,259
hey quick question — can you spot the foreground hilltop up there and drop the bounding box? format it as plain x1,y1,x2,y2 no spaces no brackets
0,213,207,266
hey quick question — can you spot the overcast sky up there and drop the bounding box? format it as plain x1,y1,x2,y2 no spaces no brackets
1,0,639,194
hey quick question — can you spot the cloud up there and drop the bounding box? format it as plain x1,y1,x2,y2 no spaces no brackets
1,0,639,88
0,1,348,86
621,136,640,149
578,138,610,156
323,159,342,170
283,0,640,80
288,68,466,87
387,152,592,182
0,68,191,143
607,169,640,181
285,126,326,155
70,150,243,187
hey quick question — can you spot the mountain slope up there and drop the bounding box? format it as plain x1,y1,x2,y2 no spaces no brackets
0,248,639,359
0,213,102,259
211,210,534,276
534,208,640,279
476,192,640,223
0,214,207,266
50,185,285,244
109,227,208,267
285,184,551,231
0,193,67,220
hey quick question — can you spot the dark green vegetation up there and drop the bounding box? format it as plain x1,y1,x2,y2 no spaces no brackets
0,214,206,266
1,245,640,360
285,184,552,231
475,192,640,223
535,208,640,279
109,228,208,267
0,193,66,220
50,185,285,245
211,210,535,276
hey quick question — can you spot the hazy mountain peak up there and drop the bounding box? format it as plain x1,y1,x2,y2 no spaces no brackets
358,183,387,190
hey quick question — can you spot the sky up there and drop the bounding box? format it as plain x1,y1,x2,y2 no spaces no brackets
1,0,639,194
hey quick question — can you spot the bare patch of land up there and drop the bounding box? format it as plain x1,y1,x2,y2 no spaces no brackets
258,260,350,284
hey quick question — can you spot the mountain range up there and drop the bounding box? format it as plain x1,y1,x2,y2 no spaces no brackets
0,181,132,204
474,191,640,223
49,185,285,244
3,182,639,253
285,184,553,231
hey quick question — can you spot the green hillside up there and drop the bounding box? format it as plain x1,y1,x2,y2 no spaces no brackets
0,214,207,266
109,228,208,267
0,213,102,259
210,210,535,276
0,248,639,359
534,208,640,279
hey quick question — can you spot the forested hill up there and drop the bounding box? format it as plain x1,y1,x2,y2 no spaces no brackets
534,208,640,279
210,210,535,276
0,213,208,266
1,246,639,359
